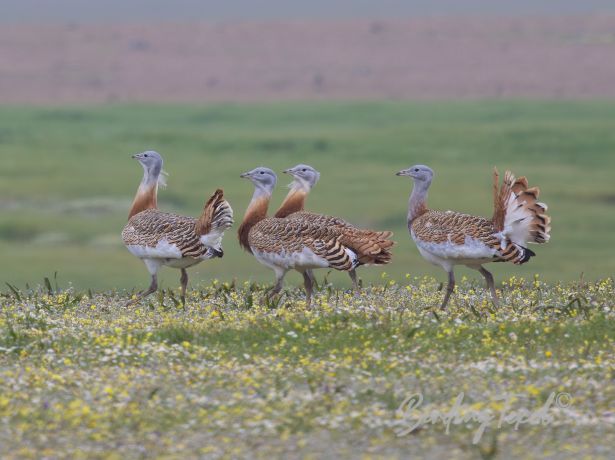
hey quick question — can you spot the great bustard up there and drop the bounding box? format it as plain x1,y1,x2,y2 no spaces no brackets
121,151,233,305
274,164,395,291
397,165,551,309
237,167,358,306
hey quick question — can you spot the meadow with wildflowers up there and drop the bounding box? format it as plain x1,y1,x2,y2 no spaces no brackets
1,101,614,458
1,275,613,459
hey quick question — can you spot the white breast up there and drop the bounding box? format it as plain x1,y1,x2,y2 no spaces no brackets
163,258,202,269
253,247,330,270
412,230,498,269
126,239,182,260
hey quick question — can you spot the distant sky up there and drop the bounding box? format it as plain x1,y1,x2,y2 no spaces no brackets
2,0,615,23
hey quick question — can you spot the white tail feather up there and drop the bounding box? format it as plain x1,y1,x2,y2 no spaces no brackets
200,198,234,250
498,172,551,248
503,195,535,246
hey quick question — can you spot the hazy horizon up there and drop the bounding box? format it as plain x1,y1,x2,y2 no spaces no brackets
2,0,615,23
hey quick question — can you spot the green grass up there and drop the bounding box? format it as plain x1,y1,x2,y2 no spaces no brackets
1,101,615,291
0,279,613,458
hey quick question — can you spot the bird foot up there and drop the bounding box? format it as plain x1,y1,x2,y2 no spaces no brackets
124,296,139,307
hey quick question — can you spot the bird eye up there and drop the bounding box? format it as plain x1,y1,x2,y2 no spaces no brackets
259,171,264,174
144,154,149,158
414,168,419,172
302,168,307,172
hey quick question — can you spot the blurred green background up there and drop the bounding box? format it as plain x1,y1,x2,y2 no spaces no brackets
1,101,614,291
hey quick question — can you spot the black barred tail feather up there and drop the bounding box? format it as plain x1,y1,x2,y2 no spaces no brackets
314,237,358,271
196,189,234,252
211,198,234,235
196,189,234,236
498,243,536,265
206,247,224,259
492,169,551,252
341,229,395,266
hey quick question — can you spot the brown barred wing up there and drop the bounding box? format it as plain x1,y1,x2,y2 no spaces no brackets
284,211,394,265
248,218,357,271
411,210,500,249
122,209,211,259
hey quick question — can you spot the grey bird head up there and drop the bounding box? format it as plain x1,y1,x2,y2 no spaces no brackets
284,164,320,189
396,165,434,183
132,150,165,186
240,167,277,193
133,150,163,169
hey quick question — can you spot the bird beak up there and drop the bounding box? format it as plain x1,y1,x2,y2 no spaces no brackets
240,172,250,178
132,154,138,159
283,168,291,174
396,169,411,177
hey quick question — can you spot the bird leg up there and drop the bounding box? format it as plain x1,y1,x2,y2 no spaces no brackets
179,269,189,306
126,274,158,307
140,274,158,298
349,269,361,293
268,279,283,298
441,270,455,310
303,270,315,307
267,270,287,302
478,266,499,308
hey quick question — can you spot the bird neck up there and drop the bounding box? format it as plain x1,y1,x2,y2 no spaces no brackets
408,180,430,225
128,168,159,220
274,186,308,218
238,188,271,252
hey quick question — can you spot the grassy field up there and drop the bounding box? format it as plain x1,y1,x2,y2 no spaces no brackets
0,278,613,458
1,101,615,293
1,102,613,458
